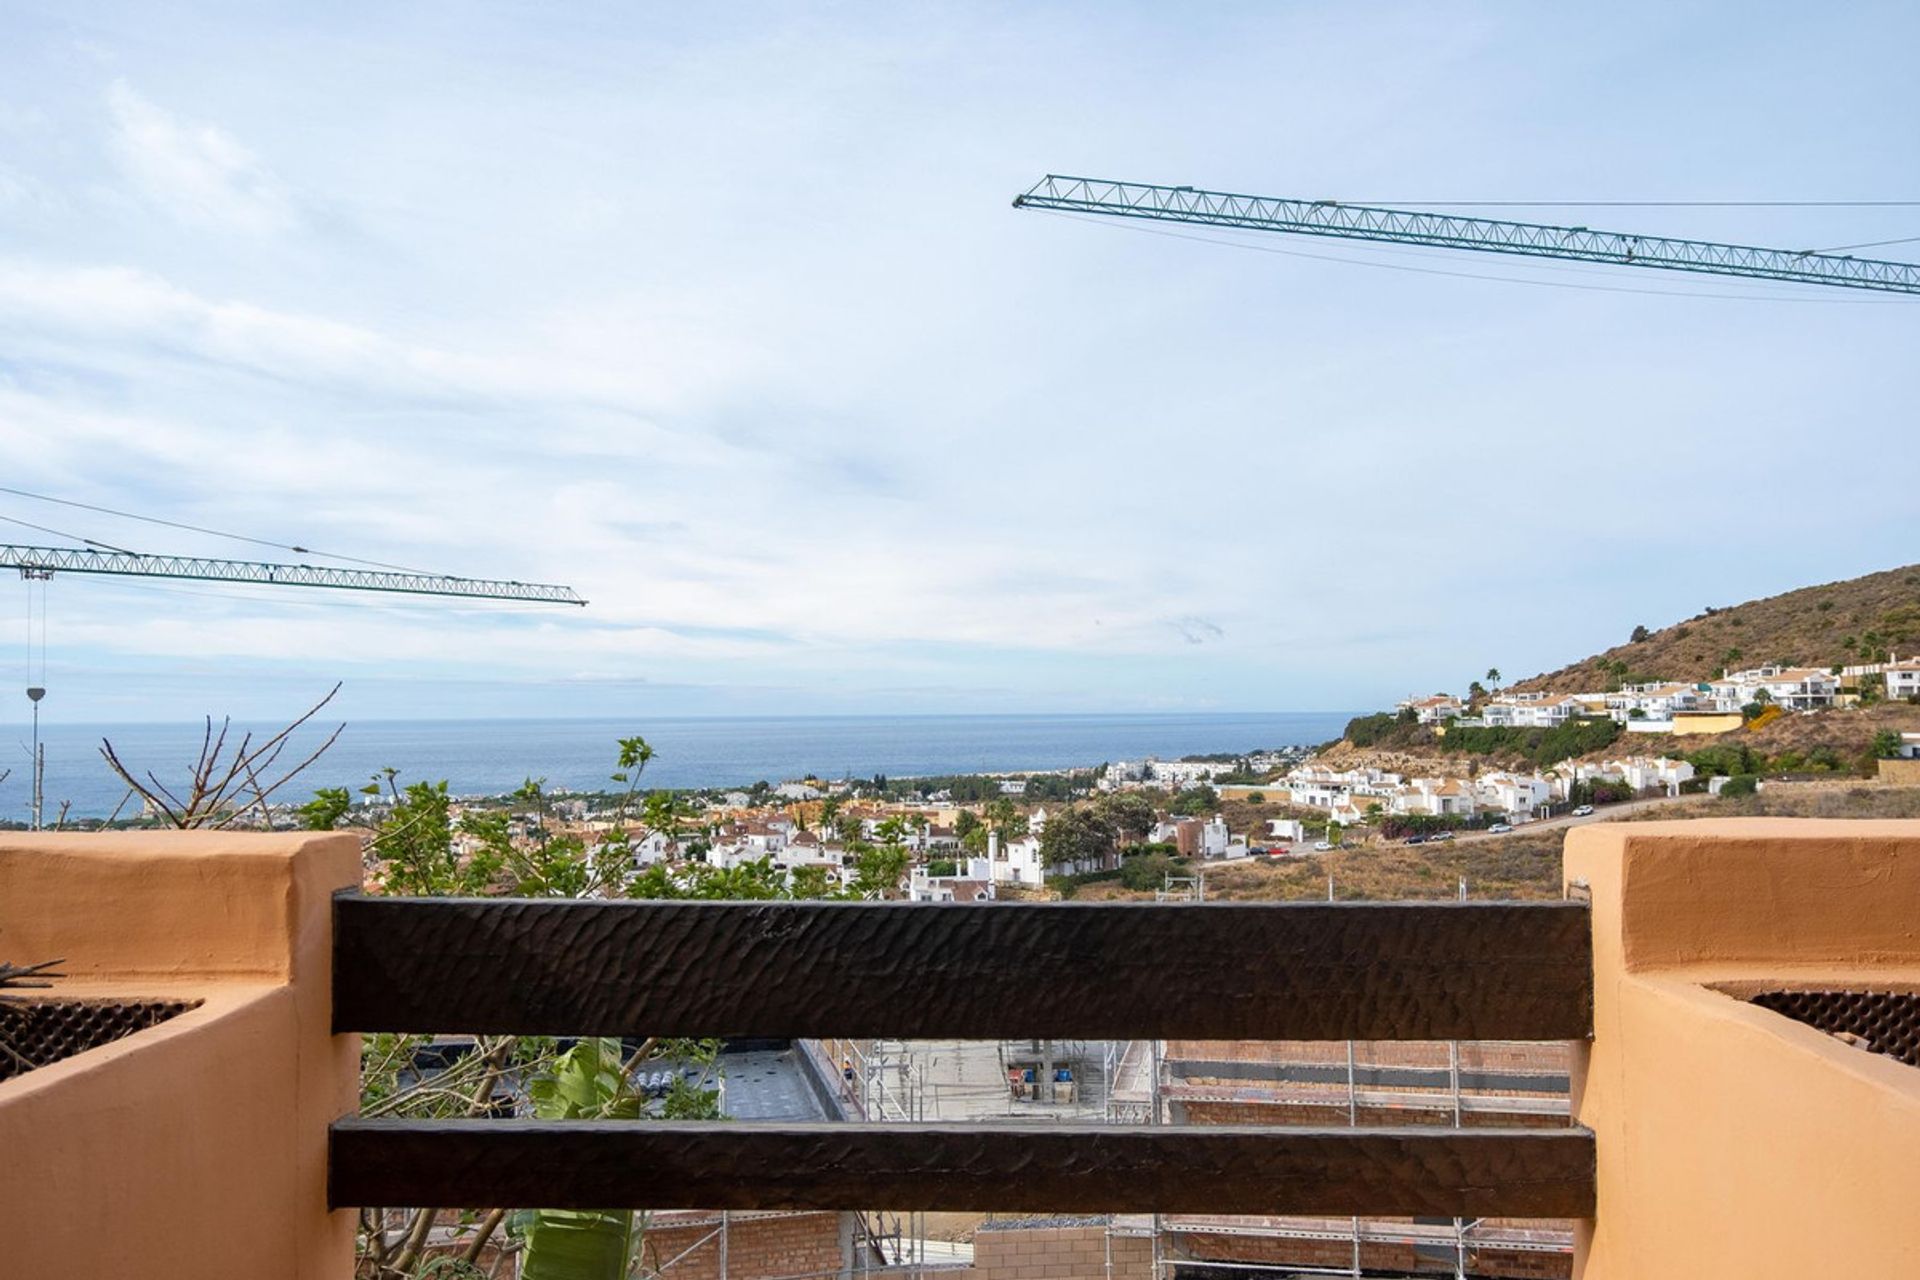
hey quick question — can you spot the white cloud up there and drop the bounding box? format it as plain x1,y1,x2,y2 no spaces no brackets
104,79,295,233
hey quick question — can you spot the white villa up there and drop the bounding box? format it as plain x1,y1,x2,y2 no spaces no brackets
1885,654,1920,701
1480,693,1583,729
1397,694,1466,724
1708,665,1839,711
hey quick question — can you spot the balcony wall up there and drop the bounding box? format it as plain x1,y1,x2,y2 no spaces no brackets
0,831,361,1280
1568,818,1920,1278
5,821,1919,1279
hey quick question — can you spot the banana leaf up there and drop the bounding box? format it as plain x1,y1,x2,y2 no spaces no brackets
516,1038,643,1280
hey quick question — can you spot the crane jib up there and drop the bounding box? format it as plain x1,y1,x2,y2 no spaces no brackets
0,544,586,606
1015,175,1920,295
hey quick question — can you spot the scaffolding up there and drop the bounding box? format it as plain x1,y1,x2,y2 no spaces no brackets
1109,878,1576,1280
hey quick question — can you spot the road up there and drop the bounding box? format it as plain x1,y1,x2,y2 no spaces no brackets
1196,791,1712,873
1444,790,1707,842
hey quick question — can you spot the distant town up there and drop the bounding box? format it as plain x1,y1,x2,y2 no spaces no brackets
198,649,1904,906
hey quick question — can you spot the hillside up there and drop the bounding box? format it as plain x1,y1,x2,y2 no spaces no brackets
1511,562,1920,692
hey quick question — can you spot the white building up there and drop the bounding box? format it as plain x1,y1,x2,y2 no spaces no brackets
631,829,676,867
1264,818,1307,845
1398,694,1466,724
1709,666,1839,711
1392,778,1477,818
1602,682,1703,723
1481,694,1583,729
1885,655,1920,701
908,858,997,902
1554,757,1695,799
1476,772,1552,819
987,831,1045,887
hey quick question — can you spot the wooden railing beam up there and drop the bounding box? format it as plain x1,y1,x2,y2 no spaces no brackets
329,1119,1595,1218
332,898,1591,1041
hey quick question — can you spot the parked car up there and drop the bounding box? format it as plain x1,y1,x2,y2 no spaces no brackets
1403,834,1427,845
1312,840,1335,852
1571,805,1595,817
1488,823,1513,834
1431,831,1455,842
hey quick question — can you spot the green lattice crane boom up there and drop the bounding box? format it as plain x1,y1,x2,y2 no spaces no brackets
2,543,585,605
1014,175,1920,294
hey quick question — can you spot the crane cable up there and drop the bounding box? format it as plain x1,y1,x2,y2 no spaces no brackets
0,484,435,573
1034,210,1920,304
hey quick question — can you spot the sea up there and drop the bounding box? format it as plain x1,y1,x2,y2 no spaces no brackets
4,711,1352,822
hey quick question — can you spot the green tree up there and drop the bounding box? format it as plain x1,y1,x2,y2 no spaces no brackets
1872,730,1903,759
1630,625,1651,643
608,735,654,823
1120,851,1184,891
1039,806,1119,870
1169,785,1218,816
986,796,1026,842
297,786,352,831
852,843,908,897
1094,792,1156,841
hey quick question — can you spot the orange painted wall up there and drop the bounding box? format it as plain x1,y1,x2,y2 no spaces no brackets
0,832,362,1280
1567,819,1920,1279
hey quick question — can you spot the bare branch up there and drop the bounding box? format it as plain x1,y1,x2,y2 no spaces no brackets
98,685,346,829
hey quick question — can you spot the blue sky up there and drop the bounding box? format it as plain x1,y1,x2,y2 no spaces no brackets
0,2,1916,725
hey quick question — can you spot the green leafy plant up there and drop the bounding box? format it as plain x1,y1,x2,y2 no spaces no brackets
514,1039,645,1280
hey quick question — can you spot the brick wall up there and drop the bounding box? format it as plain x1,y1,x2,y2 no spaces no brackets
636,1210,847,1280
1181,1099,1568,1129
974,1223,1151,1280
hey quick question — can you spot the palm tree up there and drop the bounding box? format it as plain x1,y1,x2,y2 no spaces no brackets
1486,667,1502,692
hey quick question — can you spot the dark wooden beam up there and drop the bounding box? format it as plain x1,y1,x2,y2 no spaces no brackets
332,897,1590,1040
329,1119,1594,1218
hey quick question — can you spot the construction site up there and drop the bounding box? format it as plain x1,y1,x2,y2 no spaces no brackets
654,1026,1574,1280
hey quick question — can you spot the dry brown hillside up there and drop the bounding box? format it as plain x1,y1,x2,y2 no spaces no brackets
1512,562,1920,691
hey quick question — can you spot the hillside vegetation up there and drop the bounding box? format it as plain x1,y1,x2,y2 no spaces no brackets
1513,562,1920,691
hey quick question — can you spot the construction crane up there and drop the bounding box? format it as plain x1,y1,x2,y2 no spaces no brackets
1013,175,1920,294
1,544,586,605
4,534,584,830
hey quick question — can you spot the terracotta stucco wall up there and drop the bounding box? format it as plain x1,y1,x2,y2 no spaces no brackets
1567,819,1920,1279
0,832,362,1280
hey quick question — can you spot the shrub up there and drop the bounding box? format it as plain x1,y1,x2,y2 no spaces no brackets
1169,785,1218,816
1720,774,1759,797
1120,852,1187,891
1344,712,1401,747
1440,717,1621,768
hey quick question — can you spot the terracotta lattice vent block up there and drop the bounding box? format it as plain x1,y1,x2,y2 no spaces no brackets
0,998,202,1082
1747,990,1920,1069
